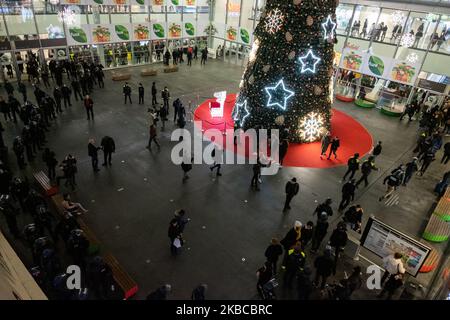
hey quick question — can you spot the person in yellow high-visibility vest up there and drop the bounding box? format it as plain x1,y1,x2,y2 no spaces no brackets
283,246,306,289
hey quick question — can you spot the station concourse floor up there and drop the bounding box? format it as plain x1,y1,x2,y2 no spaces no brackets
1,59,448,299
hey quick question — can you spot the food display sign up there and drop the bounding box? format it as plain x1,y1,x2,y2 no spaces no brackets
183,19,196,38
133,23,151,41
340,48,364,72
238,27,251,44
226,25,238,41
151,22,166,39
168,22,182,38
65,24,91,46
389,61,419,85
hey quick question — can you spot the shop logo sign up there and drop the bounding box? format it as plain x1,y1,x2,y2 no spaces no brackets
368,55,384,76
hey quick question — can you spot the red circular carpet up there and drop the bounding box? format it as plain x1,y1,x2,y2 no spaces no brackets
194,94,373,168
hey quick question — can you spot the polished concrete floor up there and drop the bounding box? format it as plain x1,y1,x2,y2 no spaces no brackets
1,58,448,299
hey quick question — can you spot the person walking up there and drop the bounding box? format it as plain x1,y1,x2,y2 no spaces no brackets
181,155,193,181
328,221,348,275
138,83,144,105
338,178,356,212
380,252,405,286
168,218,182,255
209,145,223,176
147,124,161,150
343,153,360,181
100,136,115,167
151,82,158,106
283,246,306,289
343,205,363,233
53,86,63,114
372,141,383,158
355,156,378,188
283,177,299,212
187,49,193,66
313,248,335,290
200,48,208,65
264,238,283,274
403,157,418,186
173,98,181,122
84,95,94,120
300,221,314,250
320,132,331,158
313,198,333,220
418,149,435,176
88,139,101,172
162,87,170,115
379,166,404,201
18,81,27,102
71,78,83,101
311,213,329,253
123,82,132,104
327,136,340,160
441,141,450,164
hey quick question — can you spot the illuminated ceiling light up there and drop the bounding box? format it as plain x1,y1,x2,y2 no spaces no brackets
298,49,321,74
264,79,295,111
400,33,415,48
58,7,77,26
322,15,336,39
300,112,324,142
233,100,250,125
405,52,419,64
391,10,406,26
265,8,284,34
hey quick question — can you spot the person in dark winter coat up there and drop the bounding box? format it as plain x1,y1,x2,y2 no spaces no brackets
418,149,435,175
146,284,171,300
61,84,72,108
283,246,306,288
100,136,115,167
339,179,356,211
168,218,182,255
256,261,273,299
279,138,289,166
327,136,340,160
297,267,313,300
355,156,378,188
264,238,283,274
313,198,333,221
283,177,299,211
372,141,382,158
151,82,158,106
123,83,132,104
311,213,329,253
88,139,101,172
343,153,360,181
403,157,418,186
138,83,144,104
441,142,450,164
300,221,314,249
313,248,334,289
340,266,363,299
42,148,58,180
329,222,348,274
320,132,331,157
280,221,302,269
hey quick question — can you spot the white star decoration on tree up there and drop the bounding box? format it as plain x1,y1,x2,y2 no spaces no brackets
321,15,336,39
300,112,324,142
233,100,250,125
265,79,295,111
299,50,321,74
265,8,284,34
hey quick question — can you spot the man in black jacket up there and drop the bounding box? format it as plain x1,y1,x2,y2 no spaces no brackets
283,177,299,212
151,82,158,106
264,238,283,274
123,82,132,104
71,78,83,101
343,153,360,181
138,83,144,105
53,87,63,114
339,179,356,212
372,141,382,158
313,248,334,289
61,84,72,108
101,136,115,167
355,156,378,188
313,198,333,222
329,222,348,274
88,139,100,172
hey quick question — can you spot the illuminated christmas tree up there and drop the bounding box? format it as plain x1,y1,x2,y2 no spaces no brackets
232,0,337,143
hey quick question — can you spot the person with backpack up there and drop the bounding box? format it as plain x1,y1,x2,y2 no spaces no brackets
355,156,378,188
327,136,340,160
379,165,404,201
313,198,333,221
264,238,283,274
313,247,335,290
123,82,132,104
283,177,299,212
329,222,348,274
343,153,360,181
338,178,356,212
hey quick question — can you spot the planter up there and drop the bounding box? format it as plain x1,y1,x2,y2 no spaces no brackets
354,99,376,108
380,106,402,117
335,94,354,102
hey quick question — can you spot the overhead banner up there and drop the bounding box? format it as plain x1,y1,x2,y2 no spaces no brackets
183,19,196,38
65,24,91,46
150,0,166,5
362,54,393,80
168,22,182,39
238,27,251,45
112,23,132,42
225,25,238,41
340,48,364,73
389,61,420,85
133,23,151,41
150,22,166,39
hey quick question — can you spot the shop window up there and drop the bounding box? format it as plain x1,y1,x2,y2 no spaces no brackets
336,3,354,36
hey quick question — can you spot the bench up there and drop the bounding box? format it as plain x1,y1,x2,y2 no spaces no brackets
140,68,157,76
50,194,101,254
103,252,138,300
112,72,131,81
163,65,179,73
422,213,450,242
434,188,450,222
419,244,441,273
33,171,58,196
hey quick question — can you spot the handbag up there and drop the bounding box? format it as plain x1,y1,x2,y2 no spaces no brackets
173,237,182,248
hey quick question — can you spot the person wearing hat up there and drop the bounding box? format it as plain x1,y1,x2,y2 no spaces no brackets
313,198,333,221
313,247,335,290
280,221,302,269
403,157,418,186
283,177,299,212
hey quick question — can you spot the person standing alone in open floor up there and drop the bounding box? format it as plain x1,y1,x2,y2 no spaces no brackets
201,48,208,65
372,141,383,158
84,95,94,120
283,178,299,212
123,82,132,104
147,124,160,150
101,136,115,167
138,83,144,105
151,82,158,106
